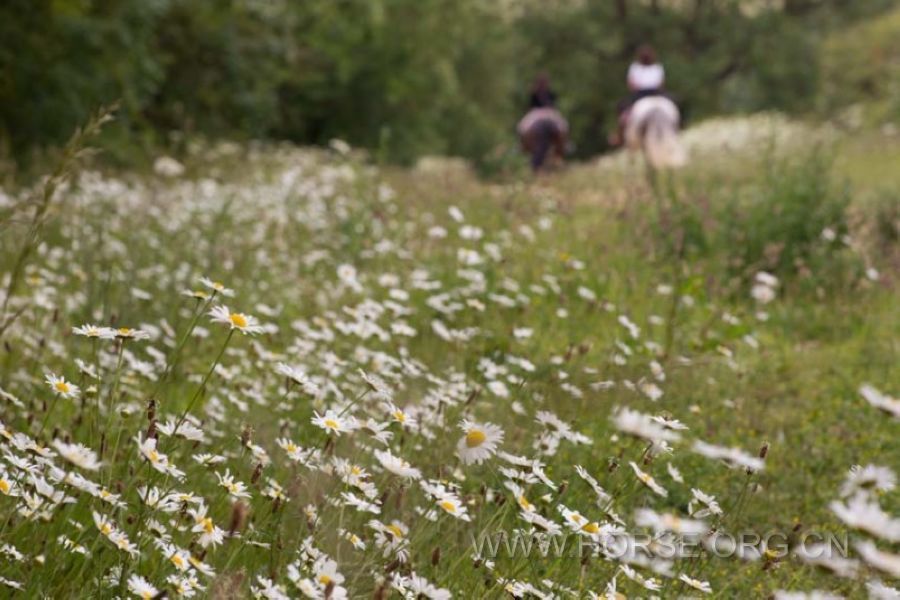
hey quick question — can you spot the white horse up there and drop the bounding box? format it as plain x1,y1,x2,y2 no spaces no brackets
624,96,687,170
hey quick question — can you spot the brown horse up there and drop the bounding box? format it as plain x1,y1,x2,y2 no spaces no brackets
518,108,568,172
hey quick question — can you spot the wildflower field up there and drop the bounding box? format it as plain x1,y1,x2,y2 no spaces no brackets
0,119,897,599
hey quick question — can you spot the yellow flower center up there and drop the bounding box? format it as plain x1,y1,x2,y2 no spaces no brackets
386,524,404,538
439,500,457,513
465,429,487,448
351,466,361,476
319,575,332,586
142,593,153,600
54,381,70,394
285,443,298,453
324,419,339,430
171,554,185,568
100,523,112,536
202,518,214,534
229,313,248,328
393,410,406,423
0,480,10,494
582,522,600,534
664,514,681,529
213,281,224,289
118,328,132,335
518,496,533,512
149,450,160,463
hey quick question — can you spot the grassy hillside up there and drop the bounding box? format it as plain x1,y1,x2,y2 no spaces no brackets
0,116,897,597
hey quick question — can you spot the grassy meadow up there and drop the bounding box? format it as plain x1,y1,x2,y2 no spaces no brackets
0,115,897,598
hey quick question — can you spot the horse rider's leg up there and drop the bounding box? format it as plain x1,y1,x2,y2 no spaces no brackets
531,121,554,172
552,128,566,165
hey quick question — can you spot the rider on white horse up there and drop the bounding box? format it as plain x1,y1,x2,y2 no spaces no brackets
613,44,686,168
611,44,667,147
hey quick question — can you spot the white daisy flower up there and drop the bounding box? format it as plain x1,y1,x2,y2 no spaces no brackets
503,481,536,513
216,469,251,499
189,505,225,548
114,327,151,340
679,574,712,594
830,494,900,542
841,465,896,497
374,449,421,479
692,440,765,472
435,494,471,521
157,417,205,442
689,488,723,517
456,420,503,465
385,402,416,428
574,465,611,504
612,407,681,444
341,491,381,514
45,373,80,399
72,324,116,340
52,441,101,471
274,363,319,395
629,461,668,497
866,580,900,599
199,277,235,297
855,540,900,578
127,574,158,599
860,384,900,419
666,463,684,483
793,543,859,578
311,410,358,436
135,434,185,480
635,508,708,535
208,304,264,335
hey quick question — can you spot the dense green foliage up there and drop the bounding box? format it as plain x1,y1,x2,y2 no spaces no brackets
820,5,900,124
0,0,897,168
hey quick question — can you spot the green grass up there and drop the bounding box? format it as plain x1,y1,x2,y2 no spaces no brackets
0,124,897,598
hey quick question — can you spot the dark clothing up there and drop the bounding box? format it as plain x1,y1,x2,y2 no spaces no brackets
618,88,666,114
529,89,557,109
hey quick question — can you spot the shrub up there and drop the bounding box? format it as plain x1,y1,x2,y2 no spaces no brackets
718,149,858,291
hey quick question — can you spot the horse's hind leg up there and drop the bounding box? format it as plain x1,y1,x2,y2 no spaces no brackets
552,131,565,166
531,125,552,172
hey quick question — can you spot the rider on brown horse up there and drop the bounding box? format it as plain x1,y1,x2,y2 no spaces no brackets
518,74,568,172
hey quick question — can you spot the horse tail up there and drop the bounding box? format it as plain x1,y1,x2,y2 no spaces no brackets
643,109,686,169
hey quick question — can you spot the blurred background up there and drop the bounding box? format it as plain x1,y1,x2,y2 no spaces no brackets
1,0,898,174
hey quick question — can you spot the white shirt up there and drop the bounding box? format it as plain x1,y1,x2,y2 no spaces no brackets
627,62,665,91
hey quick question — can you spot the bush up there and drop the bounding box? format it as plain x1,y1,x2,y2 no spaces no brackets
719,149,859,289
1,1,897,170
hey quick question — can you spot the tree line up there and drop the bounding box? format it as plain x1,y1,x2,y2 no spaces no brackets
0,0,894,171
